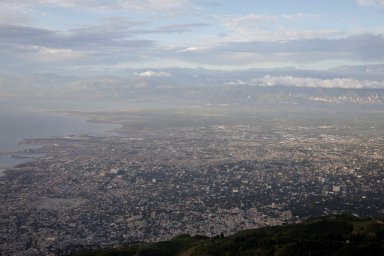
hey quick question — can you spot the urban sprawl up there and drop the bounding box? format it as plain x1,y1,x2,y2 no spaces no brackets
1,109,384,255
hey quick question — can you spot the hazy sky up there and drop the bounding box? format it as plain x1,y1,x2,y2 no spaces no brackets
1,0,383,75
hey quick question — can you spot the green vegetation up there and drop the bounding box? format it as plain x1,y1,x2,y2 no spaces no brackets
72,215,384,256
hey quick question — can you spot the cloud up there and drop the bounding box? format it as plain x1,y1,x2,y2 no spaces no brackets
157,23,207,33
0,44,85,73
26,46,85,62
223,34,384,58
128,23,208,35
217,13,325,42
0,19,208,51
357,0,384,6
0,24,155,50
0,22,158,72
220,13,319,28
1,0,189,13
0,7,32,25
0,18,209,72
171,34,384,67
331,64,384,80
180,46,207,52
0,1,383,74
228,75,384,89
120,0,188,12
135,71,171,77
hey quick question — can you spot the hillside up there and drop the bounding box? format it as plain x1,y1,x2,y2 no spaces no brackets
71,215,384,256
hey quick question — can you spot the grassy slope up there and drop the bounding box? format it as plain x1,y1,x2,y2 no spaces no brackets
73,215,384,256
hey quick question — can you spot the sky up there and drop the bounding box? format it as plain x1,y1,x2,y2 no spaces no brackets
0,0,384,76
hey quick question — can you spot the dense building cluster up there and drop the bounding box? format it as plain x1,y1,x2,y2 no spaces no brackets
1,109,384,255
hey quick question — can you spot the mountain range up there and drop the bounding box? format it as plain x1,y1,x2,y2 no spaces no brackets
1,72,384,109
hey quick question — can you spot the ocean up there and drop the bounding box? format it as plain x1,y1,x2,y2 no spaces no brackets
0,99,121,171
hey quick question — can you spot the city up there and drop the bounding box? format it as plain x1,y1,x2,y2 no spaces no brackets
1,108,383,255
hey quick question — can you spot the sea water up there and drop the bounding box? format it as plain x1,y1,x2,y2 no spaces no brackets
0,99,121,170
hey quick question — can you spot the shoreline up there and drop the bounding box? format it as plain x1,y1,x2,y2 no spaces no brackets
0,110,121,174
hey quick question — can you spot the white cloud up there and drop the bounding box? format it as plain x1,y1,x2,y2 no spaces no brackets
135,71,171,77
357,0,384,6
228,75,384,89
180,46,207,52
26,46,85,62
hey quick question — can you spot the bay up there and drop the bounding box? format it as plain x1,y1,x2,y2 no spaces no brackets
0,99,122,170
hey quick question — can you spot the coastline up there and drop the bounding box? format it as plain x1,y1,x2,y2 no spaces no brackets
0,108,121,173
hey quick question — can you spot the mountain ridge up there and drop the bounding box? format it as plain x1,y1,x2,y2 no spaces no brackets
1,73,384,108
70,215,384,256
